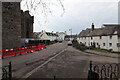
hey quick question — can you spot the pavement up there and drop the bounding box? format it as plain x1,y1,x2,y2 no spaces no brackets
84,50,120,58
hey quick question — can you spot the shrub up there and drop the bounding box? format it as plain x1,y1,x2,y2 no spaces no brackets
72,40,88,51
107,49,113,52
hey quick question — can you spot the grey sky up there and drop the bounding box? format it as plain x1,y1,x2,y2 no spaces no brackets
21,0,119,35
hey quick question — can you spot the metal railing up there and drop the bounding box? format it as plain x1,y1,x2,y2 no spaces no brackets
1,62,12,80
88,61,120,80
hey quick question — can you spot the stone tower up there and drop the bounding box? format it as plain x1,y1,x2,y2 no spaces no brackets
0,0,22,49
21,11,34,38
0,0,34,49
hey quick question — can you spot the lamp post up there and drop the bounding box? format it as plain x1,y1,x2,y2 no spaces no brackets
69,29,72,41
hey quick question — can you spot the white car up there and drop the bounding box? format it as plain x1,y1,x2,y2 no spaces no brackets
68,41,72,46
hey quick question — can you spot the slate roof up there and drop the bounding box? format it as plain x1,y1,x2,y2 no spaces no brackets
33,32,59,38
46,32,58,37
65,35,78,38
78,24,120,37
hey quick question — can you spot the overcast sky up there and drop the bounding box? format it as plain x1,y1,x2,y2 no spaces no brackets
21,0,119,35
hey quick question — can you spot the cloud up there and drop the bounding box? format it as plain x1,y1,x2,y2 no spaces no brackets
32,0,118,35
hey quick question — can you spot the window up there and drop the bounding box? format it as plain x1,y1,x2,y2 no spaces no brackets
118,35,120,39
109,43,112,47
109,36,112,39
100,36,102,39
117,43,120,47
91,37,93,40
97,43,99,45
103,43,105,46
91,42,93,45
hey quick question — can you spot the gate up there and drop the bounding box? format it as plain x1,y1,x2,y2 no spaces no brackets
88,61,120,80
1,62,12,80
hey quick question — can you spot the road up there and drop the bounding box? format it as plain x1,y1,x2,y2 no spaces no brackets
1,41,119,79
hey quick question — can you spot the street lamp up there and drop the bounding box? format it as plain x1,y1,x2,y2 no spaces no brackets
69,29,72,41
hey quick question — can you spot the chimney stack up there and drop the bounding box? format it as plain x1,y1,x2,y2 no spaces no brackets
92,23,95,31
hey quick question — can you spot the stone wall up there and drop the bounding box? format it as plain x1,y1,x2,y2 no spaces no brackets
0,1,2,51
2,2,21,49
1,2,34,49
21,11,34,38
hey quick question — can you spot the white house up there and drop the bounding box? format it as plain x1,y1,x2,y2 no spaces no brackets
77,23,120,52
35,31,59,41
56,32,66,41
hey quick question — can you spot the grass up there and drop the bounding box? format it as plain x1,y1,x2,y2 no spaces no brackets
72,40,114,54
93,48,112,54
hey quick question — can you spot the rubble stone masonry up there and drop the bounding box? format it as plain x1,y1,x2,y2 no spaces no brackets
0,1,34,49
2,2,21,49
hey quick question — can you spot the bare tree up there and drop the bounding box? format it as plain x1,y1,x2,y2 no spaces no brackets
21,0,65,21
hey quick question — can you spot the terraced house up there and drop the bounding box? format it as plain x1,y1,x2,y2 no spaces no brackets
77,23,120,52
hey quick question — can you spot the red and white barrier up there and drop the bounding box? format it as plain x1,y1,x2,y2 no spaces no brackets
0,44,46,58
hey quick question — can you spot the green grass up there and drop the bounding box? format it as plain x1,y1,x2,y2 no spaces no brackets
72,40,119,54
72,40,114,53
93,48,112,54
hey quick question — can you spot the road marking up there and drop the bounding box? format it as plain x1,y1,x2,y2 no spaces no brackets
22,48,67,78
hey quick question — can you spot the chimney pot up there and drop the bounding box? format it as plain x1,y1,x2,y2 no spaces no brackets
92,23,95,30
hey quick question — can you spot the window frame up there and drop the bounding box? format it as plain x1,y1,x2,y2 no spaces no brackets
118,35,120,39
109,43,112,47
109,35,112,39
103,43,105,46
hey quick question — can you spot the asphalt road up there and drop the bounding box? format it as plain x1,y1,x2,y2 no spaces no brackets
1,41,119,79
26,46,119,79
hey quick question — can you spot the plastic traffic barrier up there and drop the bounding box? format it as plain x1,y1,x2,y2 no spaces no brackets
0,44,46,58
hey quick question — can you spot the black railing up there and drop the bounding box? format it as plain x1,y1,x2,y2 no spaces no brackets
1,62,12,80
88,61,120,80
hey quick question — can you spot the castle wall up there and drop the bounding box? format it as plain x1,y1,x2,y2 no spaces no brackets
2,2,21,49
0,1,34,49
21,11,34,38
0,1,2,51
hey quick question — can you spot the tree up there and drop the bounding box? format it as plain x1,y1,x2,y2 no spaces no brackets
21,0,65,20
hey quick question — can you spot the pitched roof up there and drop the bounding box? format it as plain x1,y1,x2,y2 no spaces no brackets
65,35,77,38
78,29,91,37
46,32,58,37
78,24,120,37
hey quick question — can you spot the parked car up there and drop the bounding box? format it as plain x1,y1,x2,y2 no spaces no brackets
68,41,72,46
59,40,63,43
